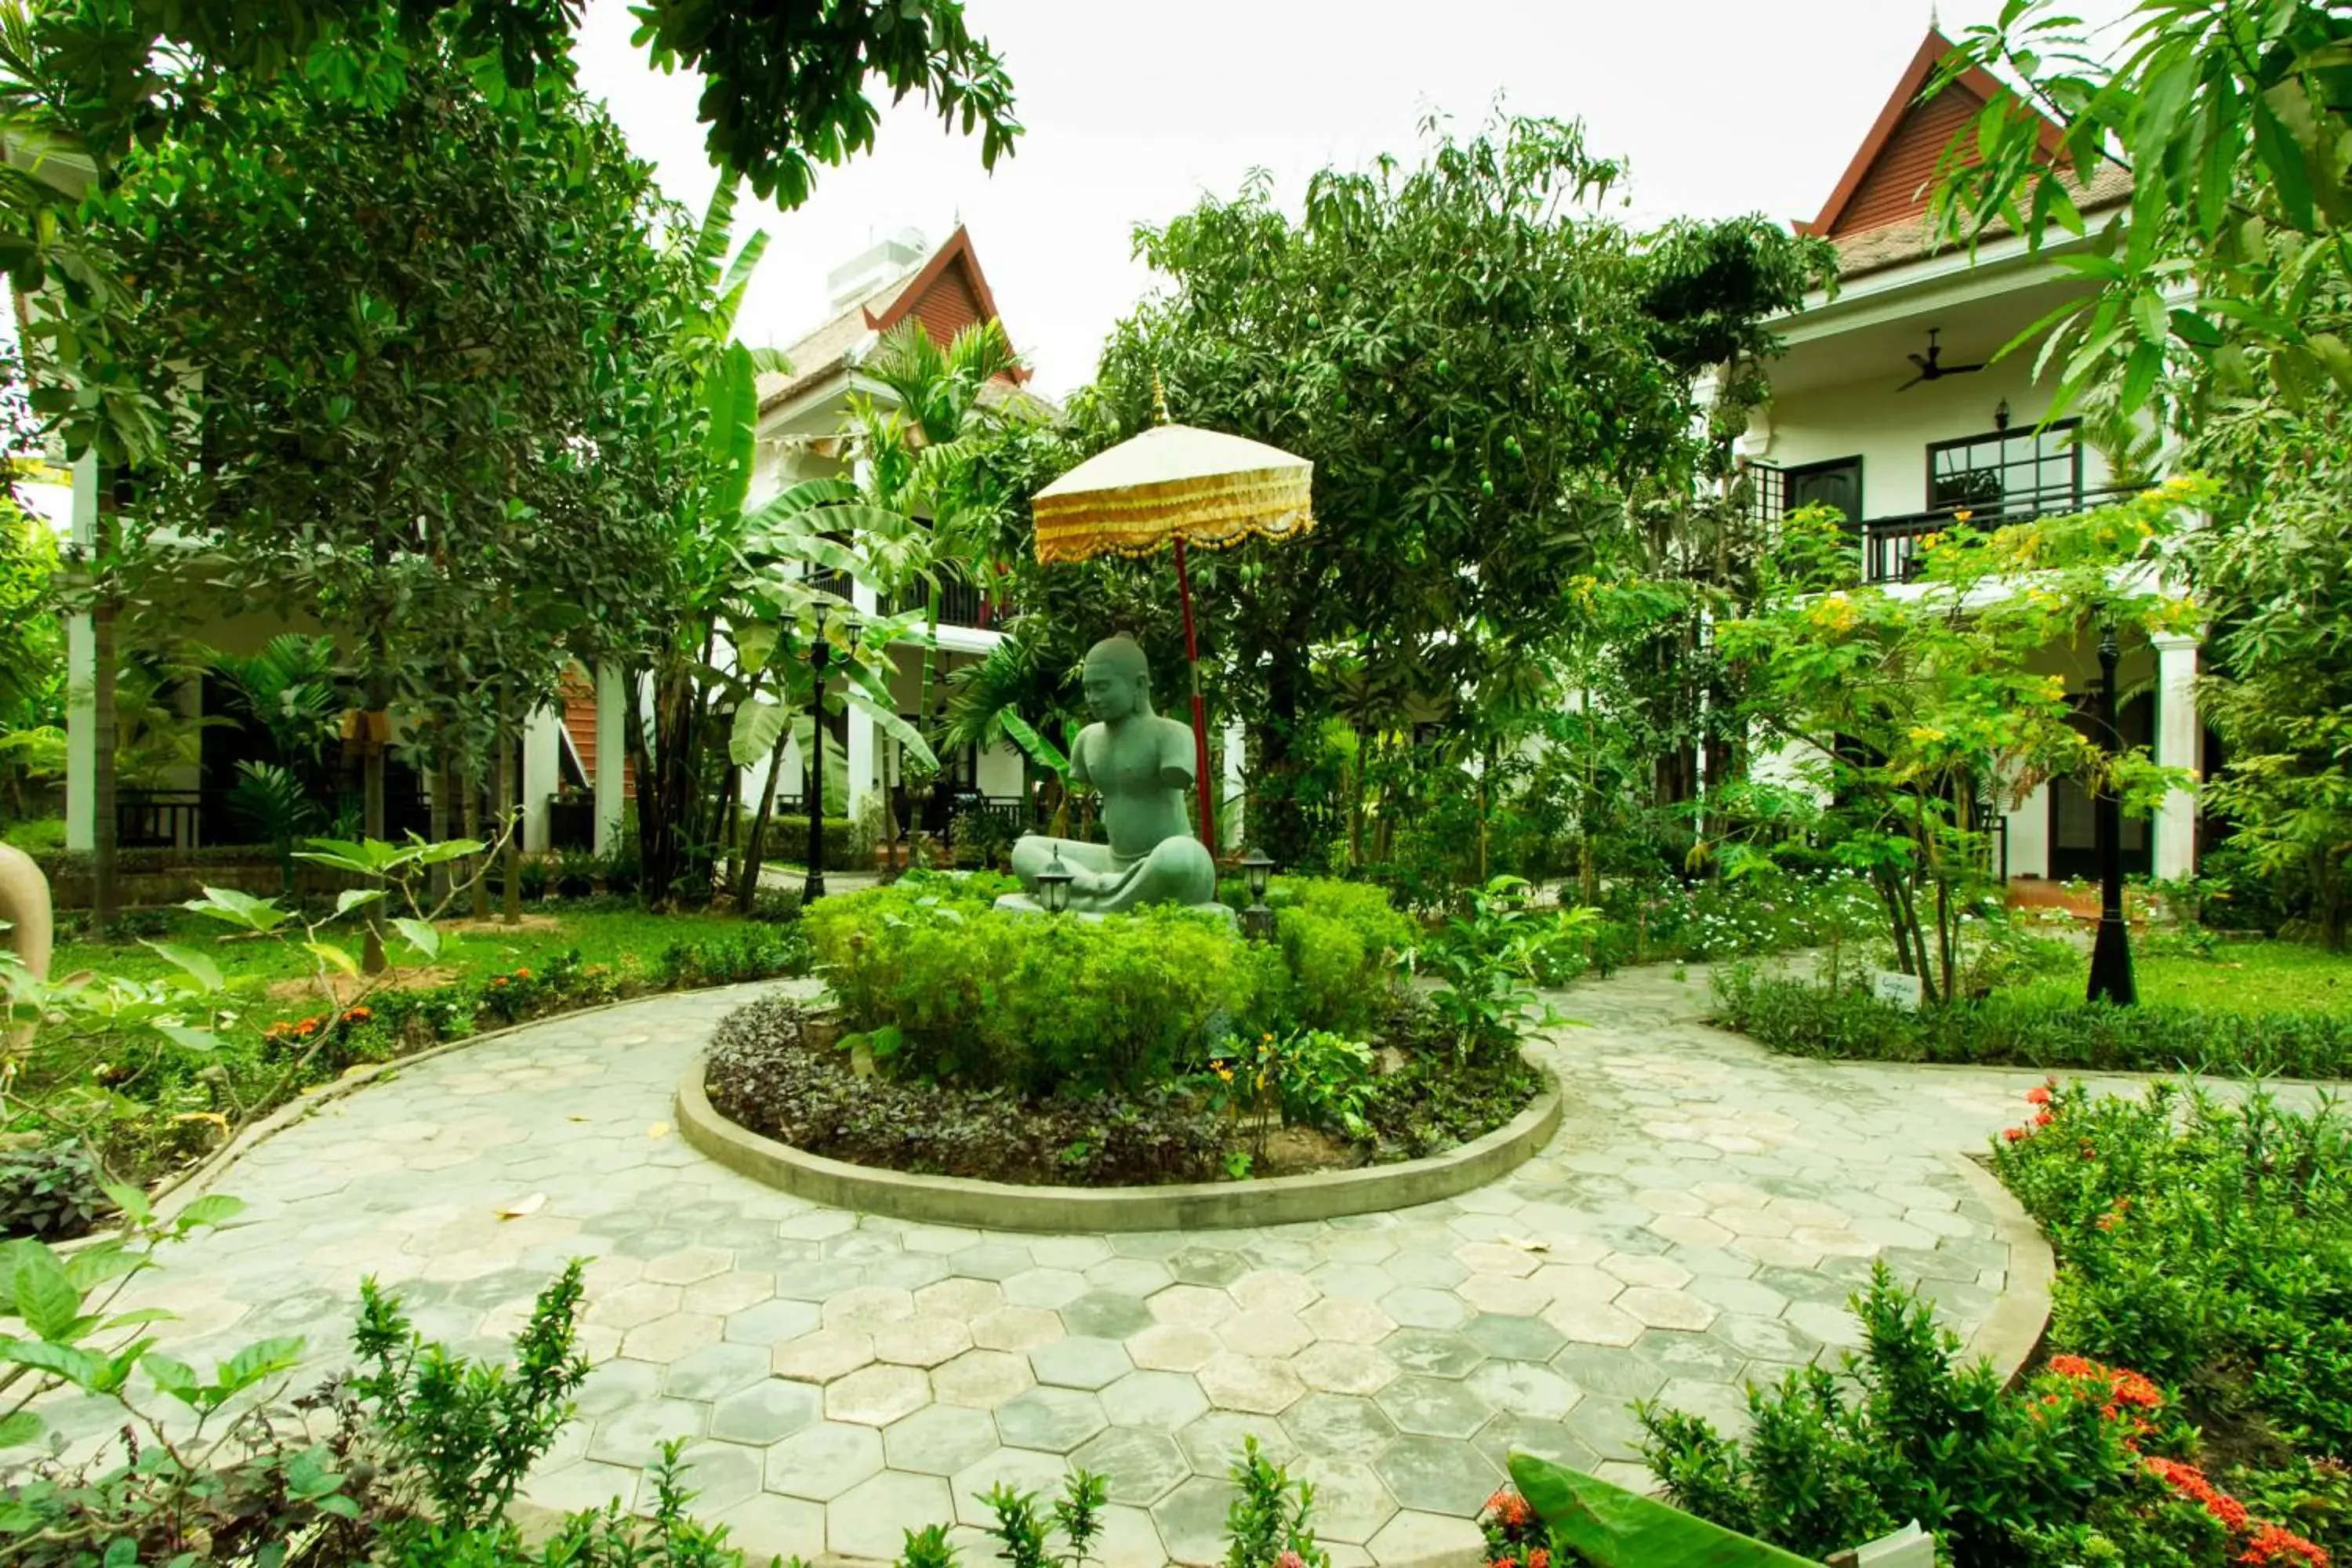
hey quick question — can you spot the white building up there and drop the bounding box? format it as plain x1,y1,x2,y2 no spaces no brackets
1741,27,2206,885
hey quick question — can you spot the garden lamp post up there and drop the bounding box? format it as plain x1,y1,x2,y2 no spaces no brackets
1034,845,1075,915
2087,624,2138,1007
1240,847,1276,941
804,608,831,906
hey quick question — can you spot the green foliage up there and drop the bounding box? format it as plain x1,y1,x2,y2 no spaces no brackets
0,1138,108,1240
1413,877,1593,1062
1639,1265,2220,1567
761,814,863,873
1221,1436,1331,1568
1506,1453,1821,1568
1712,966,2352,1079
1994,1080,2352,1462
1258,877,1415,1036
976,1468,1107,1568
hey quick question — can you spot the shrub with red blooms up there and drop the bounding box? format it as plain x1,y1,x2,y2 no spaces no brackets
1479,1486,1550,1568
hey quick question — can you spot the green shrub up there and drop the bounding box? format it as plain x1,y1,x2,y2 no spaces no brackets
811,883,1281,1094
0,1138,110,1240
1713,967,2352,1079
1265,877,1416,1036
1994,1079,2352,1464
762,813,863,871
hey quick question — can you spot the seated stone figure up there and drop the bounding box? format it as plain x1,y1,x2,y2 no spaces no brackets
1005,635,1223,917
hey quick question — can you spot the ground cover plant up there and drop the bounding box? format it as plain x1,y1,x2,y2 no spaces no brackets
712,869,1542,1184
2,836,808,1236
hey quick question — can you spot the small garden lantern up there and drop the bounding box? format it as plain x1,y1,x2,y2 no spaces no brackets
1034,847,1076,915
1240,848,1276,940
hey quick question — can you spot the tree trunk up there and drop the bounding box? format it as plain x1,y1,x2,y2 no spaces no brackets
90,474,118,930
361,714,386,973
499,724,521,926
736,722,792,908
428,760,452,906
466,765,489,920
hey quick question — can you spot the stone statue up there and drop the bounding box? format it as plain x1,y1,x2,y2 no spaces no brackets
0,840,53,980
1004,635,1225,918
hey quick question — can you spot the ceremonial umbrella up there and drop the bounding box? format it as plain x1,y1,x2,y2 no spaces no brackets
1033,421,1315,852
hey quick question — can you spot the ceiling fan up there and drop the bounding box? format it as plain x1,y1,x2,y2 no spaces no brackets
1898,327,1985,390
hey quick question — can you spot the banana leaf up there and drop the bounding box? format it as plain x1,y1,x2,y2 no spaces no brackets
1506,1454,1824,1568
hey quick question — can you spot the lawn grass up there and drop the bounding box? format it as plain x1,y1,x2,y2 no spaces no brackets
2019,938,2352,1015
53,902,762,1031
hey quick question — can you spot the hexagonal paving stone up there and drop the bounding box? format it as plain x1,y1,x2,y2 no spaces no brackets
1031,1335,1134,1391
1291,1341,1399,1397
1465,1359,1581,1422
1454,1273,1550,1317
1167,1247,1251,1288
1374,1433,1502,1516
1382,1250,1469,1290
1099,1370,1210,1429
1280,1392,1397,1459
1195,1352,1307,1416
883,1403,1001,1475
709,1377,822,1445
1073,1425,1192,1505
1617,1286,1719,1332
770,1327,876,1384
996,1385,1110,1454
1634,1328,1746,1382
914,1277,1006,1319
1148,1284,1238,1328
972,1305,1067,1352
1175,1409,1298,1475
621,1312,724,1363
588,1396,707,1467
1001,1268,1088,1309
946,1241,1038,1283
764,1417,885,1501
1366,1508,1486,1564
666,1439,764,1512
931,1348,1034,1410
1711,1312,1823,1363
1293,1456,1397,1544
642,1245,733,1286
1381,1329,1485,1379
824,1362,931,1426
1152,1475,1242,1566
950,1446,1077,1526
723,1297,822,1347
1229,1270,1319,1316
821,1285,915,1330
584,1281,681,1330
575,1356,662,1417
829,1470,954,1561
527,1458,641,1516
1657,1376,1755,1436
1375,1374,1494,1439
1471,1411,1605,1473
872,1315,975,1368
1460,1313,1566,1363
1298,1297,1395,1346
1560,1395,1653,1463
1599,1253,1693,1290
1126,1322,1222,1372
1308,1262,1396,1301
680,1271,775,1317
1086,1256,1176,1296
1379,1287,1469,1332
1217,1309,1314,1359
1540,1296,1644,1348
1453,1242,1541,1279
664,1342,772,1402
1060,1292,1156,1341
710,1493,826,1564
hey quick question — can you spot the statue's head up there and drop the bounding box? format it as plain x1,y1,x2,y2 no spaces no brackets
1082,635,1153,723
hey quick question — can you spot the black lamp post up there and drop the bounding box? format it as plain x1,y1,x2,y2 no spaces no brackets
803,611,830,906
1240,848,1276,941
1034,846,1075,915
2086,624,2138,1007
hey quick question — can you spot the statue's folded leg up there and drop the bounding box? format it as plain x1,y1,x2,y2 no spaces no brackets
1088,835,1218,913
1011,834,1115,886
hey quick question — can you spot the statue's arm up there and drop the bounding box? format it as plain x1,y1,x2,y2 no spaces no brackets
1069,728,1093,787
1156,720,1196,789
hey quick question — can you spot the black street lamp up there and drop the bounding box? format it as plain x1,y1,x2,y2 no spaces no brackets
804,610,831,906
2086,624,2138,1007
1034,846,1075,915
1240,848,1276,941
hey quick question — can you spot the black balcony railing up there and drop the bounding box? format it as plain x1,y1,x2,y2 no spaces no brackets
884,578,990,630
116,786,434,851
1860,482,2154,583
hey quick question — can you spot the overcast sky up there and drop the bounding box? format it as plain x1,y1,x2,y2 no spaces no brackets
575,1,2137,399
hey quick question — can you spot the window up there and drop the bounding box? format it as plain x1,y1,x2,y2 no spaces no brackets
1780,456,1863,525
1926,420,2082,519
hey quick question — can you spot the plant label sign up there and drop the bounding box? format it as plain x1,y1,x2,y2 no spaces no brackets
1870,970,1924,1011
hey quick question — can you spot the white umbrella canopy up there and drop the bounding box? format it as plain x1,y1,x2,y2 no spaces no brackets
1033,423,1316,565
1029,421,1316,851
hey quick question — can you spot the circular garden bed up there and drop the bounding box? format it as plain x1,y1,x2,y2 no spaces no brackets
681,870,1559,1227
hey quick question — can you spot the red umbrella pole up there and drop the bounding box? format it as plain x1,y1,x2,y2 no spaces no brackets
1172,536,1217,854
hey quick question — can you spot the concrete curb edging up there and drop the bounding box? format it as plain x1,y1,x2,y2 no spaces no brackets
674,1056,1565,1232
1949,1150,2056,1385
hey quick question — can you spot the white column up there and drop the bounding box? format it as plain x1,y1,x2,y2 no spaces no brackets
2154,633,2201,881
1221,718,1247,850
844,579,877,823
593,660,625,856
520,707,561,852
63,452,96,852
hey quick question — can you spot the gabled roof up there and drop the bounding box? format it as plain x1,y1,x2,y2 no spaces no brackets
1794,28,2130,280
756,225,1029,416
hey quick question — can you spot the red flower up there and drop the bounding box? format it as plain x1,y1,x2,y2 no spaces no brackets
2026,1085,2053,1105
2004,1127,2027,1142
1527,1552,1551,1568
1273,1554,1308,1568
2146,1455,2251,1533
491,976,507,987
2034,1109,2055,1127
2239,1525,2330,1566
514,967,532,979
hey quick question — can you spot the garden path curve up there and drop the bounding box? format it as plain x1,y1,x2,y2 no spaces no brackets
40,966,2092,1567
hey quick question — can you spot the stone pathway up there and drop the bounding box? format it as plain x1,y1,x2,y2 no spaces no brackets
28,966,2090,1566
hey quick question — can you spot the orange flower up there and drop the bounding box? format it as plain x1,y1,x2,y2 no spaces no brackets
515,967,532,979
2004,1127,2027,1142
2026,1085,2053,1105
2239,1525,2330,1566
491,977,507,987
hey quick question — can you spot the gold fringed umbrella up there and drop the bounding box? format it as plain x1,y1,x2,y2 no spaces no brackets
1033,420,1315,852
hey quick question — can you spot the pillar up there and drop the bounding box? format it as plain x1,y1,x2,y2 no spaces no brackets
1221,718,1247,850
845,578,878,824
521,706,561,853
593,659,625,856
2154,632,2201,881
63,451,96,853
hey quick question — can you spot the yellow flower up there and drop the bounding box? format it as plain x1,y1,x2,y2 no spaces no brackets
1909,725,1947,744
1217,1068,1233,1083
1952,510,1974,523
